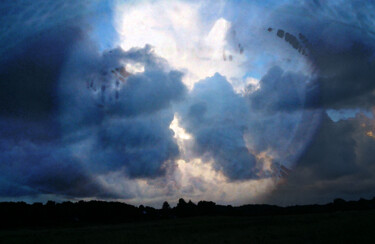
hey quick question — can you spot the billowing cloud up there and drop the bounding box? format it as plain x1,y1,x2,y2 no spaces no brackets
0,23,107,198
177,73,258,180
247,66,307,112
0,7,187,200
114,0,249,91
58,42,186,179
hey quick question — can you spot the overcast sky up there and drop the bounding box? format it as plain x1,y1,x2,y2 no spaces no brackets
0,0,374,207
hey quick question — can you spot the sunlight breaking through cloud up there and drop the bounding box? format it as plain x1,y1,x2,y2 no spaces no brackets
115,0,249,91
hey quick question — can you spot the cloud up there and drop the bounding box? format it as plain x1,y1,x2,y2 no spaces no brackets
178,73,258,180
235,65,321,170
114,0,248,90
226,1,375,110
264,111,375,205
0,26,83,119
89,111,180,179
175,71,319,181
0,140,115,198
220,0,375,205
0,0,101,59
231,0,375,204
267,1,375,110
1,0,375,207
0,23,118,199
309,42,375,109
247,66,307,112
0,11,187,200
58,43,186,179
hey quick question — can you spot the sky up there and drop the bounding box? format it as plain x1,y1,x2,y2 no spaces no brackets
0,0,374,207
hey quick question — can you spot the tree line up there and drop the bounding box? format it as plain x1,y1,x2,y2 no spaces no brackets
1,197,375,228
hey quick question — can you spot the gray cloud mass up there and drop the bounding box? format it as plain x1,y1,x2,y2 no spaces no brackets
0,16,186,199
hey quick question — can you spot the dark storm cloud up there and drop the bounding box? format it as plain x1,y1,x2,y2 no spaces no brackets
59,45,186,130
308,42,375,109
178,73,259,180
295,113,358,180
0,26,83,119
247,66,307,112
90,111,180,178
113,70,185,116
241,65,322,169
0,23,111,199
269,1,375,110
0,0,100,59
98,47,186,117
0,141,116,198
59,44,186,179
264,112,375,205
0,10,186,198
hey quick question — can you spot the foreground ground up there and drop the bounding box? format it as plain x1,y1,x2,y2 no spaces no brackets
1,210,374,243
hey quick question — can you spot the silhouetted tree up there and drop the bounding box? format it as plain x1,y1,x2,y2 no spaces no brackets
161,201,172,217
176,199,198,216
177,198,187,208
197,201,216,215
46,200,56,207
333,198,346,205
162,201,171,210
187,200,196,208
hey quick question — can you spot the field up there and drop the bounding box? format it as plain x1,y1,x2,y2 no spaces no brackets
1,210,374,243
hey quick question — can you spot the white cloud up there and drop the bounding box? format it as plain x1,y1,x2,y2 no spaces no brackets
114,0,249,90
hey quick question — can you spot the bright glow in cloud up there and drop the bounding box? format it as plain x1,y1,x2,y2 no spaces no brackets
170,114,192,140
235,76,261,94
96,157,276,207
125,63,145,74
114,0,249,90
173,158,276,205
367,131,375,138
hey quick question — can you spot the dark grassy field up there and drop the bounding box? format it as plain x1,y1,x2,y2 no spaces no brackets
1,210,374,243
